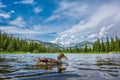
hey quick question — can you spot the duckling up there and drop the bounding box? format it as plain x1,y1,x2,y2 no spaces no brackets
35,53,67,66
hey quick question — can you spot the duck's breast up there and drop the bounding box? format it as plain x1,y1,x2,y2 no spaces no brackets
35,62,47,66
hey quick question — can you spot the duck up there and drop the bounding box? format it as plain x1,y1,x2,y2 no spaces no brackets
34,53,68,66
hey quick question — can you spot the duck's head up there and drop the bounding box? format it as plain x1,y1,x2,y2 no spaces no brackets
58,53,68,59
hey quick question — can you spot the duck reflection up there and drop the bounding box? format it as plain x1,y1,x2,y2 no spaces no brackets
57,64,66,73
34,64,66,73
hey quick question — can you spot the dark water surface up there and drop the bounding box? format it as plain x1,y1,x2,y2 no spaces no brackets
0,54,120,80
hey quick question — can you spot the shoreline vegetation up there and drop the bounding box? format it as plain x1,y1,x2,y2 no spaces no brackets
0,51,119,54
0,51,120,54
0,32,120,54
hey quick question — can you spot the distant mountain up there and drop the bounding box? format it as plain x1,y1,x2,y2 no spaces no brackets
26,39,93,49
39,41,60,49
62,41,93,49
76,41,93,48
26,39,60,49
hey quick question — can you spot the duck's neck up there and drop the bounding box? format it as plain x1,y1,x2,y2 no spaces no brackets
57,57,62,63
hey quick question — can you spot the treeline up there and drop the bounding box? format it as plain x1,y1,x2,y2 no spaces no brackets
0,32,59,53
92,37,120,53
0,32,120,53
62,37,120,53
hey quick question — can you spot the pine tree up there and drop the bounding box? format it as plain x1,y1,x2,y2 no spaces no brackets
115,36,119,51
105,37,110,52
110,37,115,51
75,45,79,53
93,39,101,52
84,44,87,52
6,39,15,52
101,39,105,52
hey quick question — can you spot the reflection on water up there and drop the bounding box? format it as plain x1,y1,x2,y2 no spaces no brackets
0,54,120,80
33,64,66,73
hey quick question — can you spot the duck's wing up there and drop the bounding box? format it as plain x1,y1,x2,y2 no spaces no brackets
38,58,57,63
38,58,49,62
48,58,57,63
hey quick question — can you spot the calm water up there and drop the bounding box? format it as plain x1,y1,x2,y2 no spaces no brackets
0,53,120,80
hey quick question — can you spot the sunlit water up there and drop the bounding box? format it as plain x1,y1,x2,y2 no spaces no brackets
0,53,120,80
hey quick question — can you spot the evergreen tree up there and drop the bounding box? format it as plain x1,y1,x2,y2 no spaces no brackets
105,37,110,52
6,39,15,52
110,37,115,51
101,39,105,52
93,39,101,52
84,44,88,52
115,36,119,51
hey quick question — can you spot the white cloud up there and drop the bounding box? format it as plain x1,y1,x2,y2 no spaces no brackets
65,3,118,33
14,0,35,5
32,25,58,33
0,13,10,18
0,10,14,19
0,1,6,8
57,1,88,17
0,26,43,35
98,24,114,38
88,34,97,39
10,10,15,13
54,2,120,45
88,24,114,39
33,7,42,14
21,0,34,4
9,16,26,27
45,1,89,22
45,15,60,22
0,25,56,36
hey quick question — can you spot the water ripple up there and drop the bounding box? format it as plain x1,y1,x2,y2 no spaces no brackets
0,53,120,80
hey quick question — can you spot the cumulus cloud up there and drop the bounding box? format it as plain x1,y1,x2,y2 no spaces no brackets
0,9,15,19
88,24,114,39
14,0,35,5
0,13,10,18
0,9,14,19
21,0,34,4
9,16,26,27
53,1,120,45
33,7,42,14
0,1,6,8
98,24,114,38
10,10,15,13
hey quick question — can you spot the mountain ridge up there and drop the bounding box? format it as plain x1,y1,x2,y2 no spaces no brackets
26,39,93,49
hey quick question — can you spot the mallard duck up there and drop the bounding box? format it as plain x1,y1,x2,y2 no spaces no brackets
35,53,67,66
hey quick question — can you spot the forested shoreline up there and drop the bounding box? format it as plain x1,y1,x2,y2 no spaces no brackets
0,32,120,53
0,32,55,53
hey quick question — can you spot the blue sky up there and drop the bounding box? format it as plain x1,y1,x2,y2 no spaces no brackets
0,0,120,45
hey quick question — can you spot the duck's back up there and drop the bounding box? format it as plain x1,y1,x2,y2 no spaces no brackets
39,58,57,63
35,58,58,66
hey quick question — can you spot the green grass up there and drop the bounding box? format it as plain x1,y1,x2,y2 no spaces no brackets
0,51,27,54
0,51,119,54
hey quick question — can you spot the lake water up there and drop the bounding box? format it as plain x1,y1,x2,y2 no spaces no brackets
0,53,120,80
